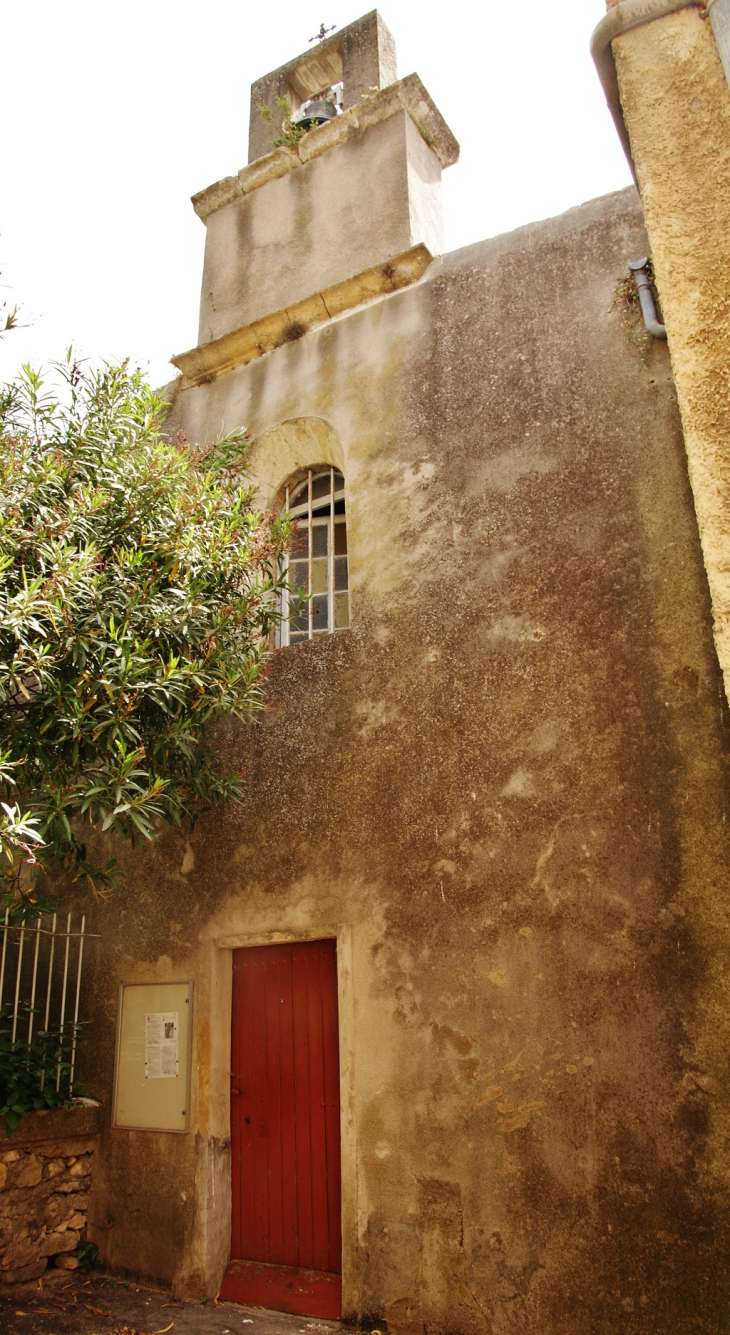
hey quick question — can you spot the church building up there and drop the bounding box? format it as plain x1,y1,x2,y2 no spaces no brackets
72,11,730,1333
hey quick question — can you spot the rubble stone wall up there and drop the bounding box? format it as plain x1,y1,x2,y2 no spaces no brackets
0,1107,100,1285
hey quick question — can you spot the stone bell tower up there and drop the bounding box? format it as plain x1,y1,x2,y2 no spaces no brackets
172,10,458,386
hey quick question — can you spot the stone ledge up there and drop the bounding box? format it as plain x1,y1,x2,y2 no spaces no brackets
191,73,459,222
0,1104,102,1147
171,242,434,387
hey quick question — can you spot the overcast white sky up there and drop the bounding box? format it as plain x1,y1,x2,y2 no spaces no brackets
1,0,630,389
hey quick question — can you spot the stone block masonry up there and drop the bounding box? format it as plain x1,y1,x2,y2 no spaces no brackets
0,1105,100,1284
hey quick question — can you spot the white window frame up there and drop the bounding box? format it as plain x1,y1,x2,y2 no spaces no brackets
279,467,349,647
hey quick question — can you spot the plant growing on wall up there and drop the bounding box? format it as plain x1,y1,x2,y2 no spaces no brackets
259,96,309,150
0,357,292,897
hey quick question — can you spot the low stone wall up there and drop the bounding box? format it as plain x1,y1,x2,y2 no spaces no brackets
0,1105,101,1284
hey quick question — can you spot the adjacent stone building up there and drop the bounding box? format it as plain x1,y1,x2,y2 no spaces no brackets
67,10,730,1333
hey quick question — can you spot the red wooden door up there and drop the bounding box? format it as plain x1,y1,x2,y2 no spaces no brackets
220,940,342,1318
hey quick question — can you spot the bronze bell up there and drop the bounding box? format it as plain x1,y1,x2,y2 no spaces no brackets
293,99,338,130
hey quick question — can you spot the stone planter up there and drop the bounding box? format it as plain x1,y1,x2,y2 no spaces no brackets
0,1104,101,1284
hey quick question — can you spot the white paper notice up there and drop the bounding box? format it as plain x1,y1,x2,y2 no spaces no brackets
145,1012,179,1079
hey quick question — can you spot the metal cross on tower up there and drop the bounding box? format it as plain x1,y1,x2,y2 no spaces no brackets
309,22,336,43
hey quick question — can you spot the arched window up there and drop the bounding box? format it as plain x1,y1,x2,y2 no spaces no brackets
280,467,349,646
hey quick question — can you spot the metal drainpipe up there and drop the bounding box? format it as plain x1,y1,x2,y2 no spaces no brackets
590,0,705,179
628,258,667,337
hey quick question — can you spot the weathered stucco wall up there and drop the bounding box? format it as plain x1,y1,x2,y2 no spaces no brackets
65,188,730,1333
610,4,730,706
197,108,443,346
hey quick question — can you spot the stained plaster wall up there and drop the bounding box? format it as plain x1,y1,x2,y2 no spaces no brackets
609,4,730,705
197,110,443,346
71,187,730,1334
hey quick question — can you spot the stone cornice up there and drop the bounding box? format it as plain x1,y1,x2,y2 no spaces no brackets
171,243,433,387
191,75,459,223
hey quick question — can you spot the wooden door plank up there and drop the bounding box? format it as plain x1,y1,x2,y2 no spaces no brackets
305,943,332,1274
230,952,241,1259
291,945,315,1268
321,943,342,1273
219,1257,342,1320
277,947,299,1267
251,953,270,1262
231,952,255,1259
239,953,258,1262
264,948,284,1263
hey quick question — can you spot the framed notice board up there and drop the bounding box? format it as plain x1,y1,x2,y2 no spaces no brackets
113,982,193,1132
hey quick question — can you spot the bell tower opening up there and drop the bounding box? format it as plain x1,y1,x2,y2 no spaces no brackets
247,10,398,163
285,45,344,130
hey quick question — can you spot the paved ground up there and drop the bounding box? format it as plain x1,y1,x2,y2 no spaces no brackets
0,1274,345,1335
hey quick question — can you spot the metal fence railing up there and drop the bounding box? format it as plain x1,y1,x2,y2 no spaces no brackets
0,911,97,1093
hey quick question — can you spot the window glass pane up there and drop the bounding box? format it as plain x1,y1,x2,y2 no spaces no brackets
334,498,345,515
311,559,328,595
290,560,309,592
289,599,308,633
291,527,308,558
334,522,347,555
311,594,328,631
311,473,332,502
289,478,309,508
334,556,348,592
312,524,328,558
289,631,308,644
334,592,350,629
